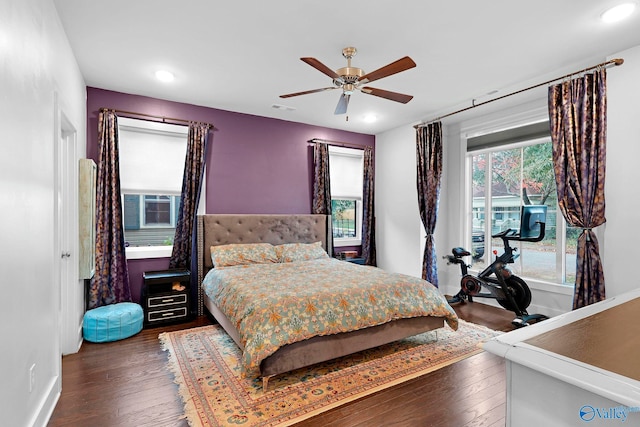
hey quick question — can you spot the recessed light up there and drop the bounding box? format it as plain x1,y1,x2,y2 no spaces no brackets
363,114,377,123
155,70,175,82
601,3,636,23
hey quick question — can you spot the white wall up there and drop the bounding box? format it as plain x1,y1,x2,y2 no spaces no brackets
437,122,463,295
375,121,461,289
375,125,423,277
0,0,86,425
603,45,640,299
376,44,640,317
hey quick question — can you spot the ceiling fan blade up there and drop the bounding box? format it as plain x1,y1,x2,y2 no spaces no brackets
301,57,341,80
334,94,350,115
357,56,416,84
280,87,337,98
361,87,413,104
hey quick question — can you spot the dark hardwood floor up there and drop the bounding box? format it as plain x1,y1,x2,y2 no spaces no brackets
49,300,516,427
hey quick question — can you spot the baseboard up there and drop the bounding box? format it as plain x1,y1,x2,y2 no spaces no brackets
28,375,61,427
526,301,567,318
61,320,84,356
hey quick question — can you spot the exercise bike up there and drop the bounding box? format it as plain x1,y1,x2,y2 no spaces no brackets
445,205,549,328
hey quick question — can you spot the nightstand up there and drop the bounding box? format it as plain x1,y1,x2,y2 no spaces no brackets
142,269,191,327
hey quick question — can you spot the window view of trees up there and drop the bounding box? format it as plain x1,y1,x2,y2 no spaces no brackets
470,140,576,285
332,199,357,238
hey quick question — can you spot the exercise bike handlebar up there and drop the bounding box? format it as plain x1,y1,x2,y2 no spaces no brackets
491,222,546,243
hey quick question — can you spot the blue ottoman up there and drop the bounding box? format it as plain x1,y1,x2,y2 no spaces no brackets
83,302,144,343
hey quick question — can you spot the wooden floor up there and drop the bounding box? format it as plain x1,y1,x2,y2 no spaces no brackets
49,300,516,427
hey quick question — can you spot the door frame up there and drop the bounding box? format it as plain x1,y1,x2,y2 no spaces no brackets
55,95,81,355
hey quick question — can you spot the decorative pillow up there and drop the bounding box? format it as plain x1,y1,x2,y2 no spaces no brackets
210,243,278,268
276,241,329,263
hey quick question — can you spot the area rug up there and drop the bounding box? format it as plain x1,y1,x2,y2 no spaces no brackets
159,320,500,427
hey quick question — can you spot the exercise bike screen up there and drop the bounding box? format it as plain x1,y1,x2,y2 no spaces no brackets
519,205,547,238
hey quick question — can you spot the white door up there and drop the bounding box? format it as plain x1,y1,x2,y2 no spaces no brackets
56,110,80,355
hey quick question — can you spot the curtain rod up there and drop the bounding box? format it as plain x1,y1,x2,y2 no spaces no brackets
414,58,624,128
308,138,371,150
99,107,216,130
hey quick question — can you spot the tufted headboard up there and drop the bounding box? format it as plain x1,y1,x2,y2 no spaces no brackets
195,214,331,315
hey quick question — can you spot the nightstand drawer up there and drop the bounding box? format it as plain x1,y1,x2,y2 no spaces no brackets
147,307,188,323
142,269,191,327
334,256,366,265
148,293,187,308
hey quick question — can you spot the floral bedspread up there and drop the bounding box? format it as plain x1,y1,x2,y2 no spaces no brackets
203,258,458,377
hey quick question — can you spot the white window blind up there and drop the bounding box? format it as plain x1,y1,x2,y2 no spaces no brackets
118,117,188,194
328,146,363,199
467,121,550,152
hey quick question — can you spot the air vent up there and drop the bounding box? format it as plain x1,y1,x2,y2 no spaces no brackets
271,104,296,111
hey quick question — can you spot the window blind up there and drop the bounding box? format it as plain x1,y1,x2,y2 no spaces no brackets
467,121,550,152
118,117,188,194
328,146,364,199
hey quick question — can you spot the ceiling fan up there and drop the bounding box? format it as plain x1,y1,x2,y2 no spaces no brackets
280,47,416,115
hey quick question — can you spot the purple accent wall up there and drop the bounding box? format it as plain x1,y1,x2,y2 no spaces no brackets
86,88,375,302
127,258,169,304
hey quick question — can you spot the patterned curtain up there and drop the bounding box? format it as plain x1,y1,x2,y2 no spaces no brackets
361,147,377,266
312,142,331,215
416,122,444,286
89,110,131,308
548,69,607,309
169,123,210,271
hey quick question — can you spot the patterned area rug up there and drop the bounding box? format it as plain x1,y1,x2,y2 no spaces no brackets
159,320,500,427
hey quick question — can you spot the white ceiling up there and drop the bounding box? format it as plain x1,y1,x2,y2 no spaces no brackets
53,0,640,134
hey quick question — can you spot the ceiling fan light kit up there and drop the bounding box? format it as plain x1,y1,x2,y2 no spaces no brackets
280,46,416,115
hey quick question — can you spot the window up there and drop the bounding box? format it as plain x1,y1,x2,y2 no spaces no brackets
329,146,364,246
466,122,574,286
331,199,357,238
118,118,189,256
123,194,181,247
144,195,174,226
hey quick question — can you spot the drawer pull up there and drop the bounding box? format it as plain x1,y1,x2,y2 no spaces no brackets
162,312,174,317
161,299,174,303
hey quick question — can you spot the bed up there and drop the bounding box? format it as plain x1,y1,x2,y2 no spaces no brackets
196,214,458,390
